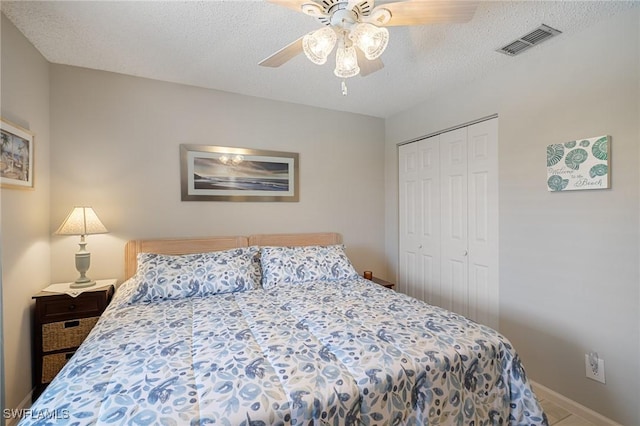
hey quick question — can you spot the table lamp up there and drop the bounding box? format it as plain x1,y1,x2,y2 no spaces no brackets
54,207,108,288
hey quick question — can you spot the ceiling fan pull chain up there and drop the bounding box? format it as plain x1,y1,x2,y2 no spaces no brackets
341,79,348,96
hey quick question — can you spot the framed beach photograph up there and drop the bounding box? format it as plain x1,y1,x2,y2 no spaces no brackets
1,118,34,189
180,144,299,201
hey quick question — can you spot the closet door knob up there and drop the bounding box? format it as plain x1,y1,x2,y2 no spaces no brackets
462,250,468,257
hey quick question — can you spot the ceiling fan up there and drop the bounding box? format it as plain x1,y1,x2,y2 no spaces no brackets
259,0,479,94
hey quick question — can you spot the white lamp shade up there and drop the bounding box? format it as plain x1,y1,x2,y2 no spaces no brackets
302,26,337,65
334,44,360,78
55,207,108,236
351,22,389,60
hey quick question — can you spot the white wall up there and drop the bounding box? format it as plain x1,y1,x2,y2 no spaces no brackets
385,10,640,425
49,65,387,284
0,15,51,411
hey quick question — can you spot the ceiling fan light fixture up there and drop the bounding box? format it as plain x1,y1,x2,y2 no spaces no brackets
302,26,337,65
351,22,389,60
262,0,480,88
334,44,360,78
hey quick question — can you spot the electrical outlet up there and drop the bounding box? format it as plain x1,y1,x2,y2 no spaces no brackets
585,353,605,384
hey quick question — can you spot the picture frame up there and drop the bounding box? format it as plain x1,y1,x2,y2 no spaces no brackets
546,135,610,192
1,118,34,189
180,144,299,202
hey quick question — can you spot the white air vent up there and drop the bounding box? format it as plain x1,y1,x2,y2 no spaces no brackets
497,24,561,56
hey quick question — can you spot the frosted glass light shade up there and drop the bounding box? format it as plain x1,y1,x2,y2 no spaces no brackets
351,22,389,60
334,45,360,78
302,27,337,65
55,207,108,236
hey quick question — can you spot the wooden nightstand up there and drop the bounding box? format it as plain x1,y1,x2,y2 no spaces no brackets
32,279,115,400
364,275,395,290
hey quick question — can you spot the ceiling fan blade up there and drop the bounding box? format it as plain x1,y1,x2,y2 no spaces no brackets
375,0,479,26
259,37,304,68
356,49,384,77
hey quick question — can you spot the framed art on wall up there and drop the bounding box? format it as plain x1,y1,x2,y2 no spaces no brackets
180,144,299,202
1,118,34,189
546,135,610,192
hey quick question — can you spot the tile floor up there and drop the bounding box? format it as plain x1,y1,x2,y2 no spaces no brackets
541,398,597,426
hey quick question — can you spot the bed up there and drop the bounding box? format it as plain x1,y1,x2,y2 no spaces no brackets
24,233,547,425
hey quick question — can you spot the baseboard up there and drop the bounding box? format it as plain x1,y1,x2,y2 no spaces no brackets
531,380,622,426
5,390,33,426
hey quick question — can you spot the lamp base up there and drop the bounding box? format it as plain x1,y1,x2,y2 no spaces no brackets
73,242,95,289
70,279,96,289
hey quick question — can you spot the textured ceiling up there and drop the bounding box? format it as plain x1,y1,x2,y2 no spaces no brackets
2,1,638,118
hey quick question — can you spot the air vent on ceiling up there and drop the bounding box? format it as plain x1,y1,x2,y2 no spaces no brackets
497,24,562,56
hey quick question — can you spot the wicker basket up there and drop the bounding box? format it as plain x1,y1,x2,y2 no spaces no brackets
42,351,75,383
42,316,99,352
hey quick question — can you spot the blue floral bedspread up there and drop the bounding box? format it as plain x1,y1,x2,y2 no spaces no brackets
24,278,547,425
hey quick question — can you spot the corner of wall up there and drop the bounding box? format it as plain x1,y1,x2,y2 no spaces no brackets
1,12,52,412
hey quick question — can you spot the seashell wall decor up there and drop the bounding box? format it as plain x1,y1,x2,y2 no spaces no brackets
546,135,610,191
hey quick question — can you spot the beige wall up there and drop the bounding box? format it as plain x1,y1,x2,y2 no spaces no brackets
3,5,639,423
2,14,387,407
1,15,51,410
49,65,387,285
385,9,640,425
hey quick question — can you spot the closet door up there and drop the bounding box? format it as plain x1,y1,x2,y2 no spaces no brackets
440,127,469,315
466,119,499,328
416,136,441,305
398,136,441,302
398,142,420,298
398,117,498,330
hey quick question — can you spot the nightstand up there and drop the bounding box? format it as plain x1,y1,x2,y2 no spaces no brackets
365,275,395,290
32,279,115,400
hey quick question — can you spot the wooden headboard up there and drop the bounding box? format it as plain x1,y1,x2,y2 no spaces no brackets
124,233,342,280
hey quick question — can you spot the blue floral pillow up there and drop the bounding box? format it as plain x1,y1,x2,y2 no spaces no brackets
260,244,359,289
129,247,260,303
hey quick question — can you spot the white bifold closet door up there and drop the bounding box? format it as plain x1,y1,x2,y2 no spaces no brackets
398,118,498,329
